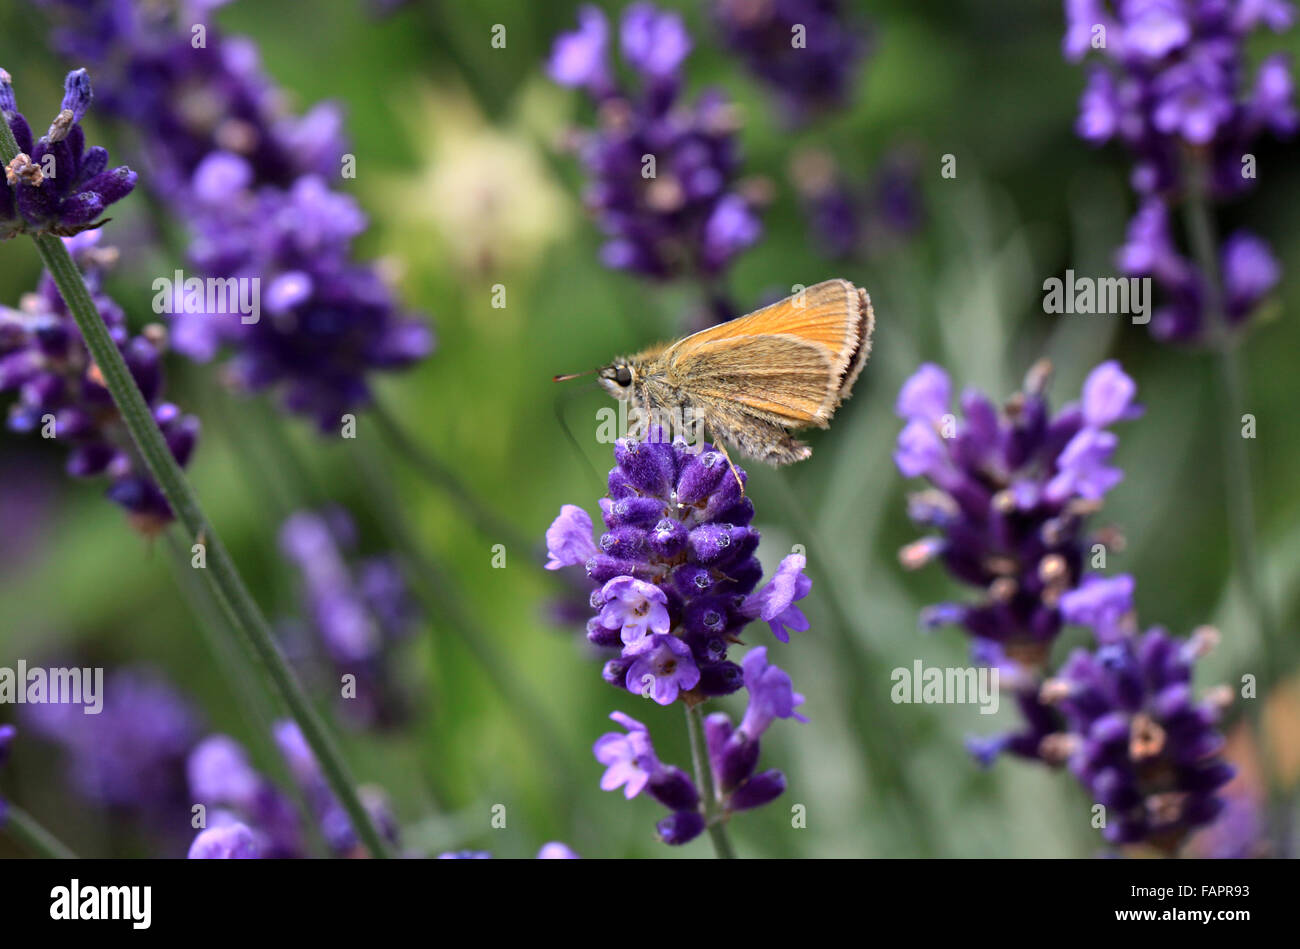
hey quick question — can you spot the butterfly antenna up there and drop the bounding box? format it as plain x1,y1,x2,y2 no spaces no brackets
553,380,606,491
552,368,596,383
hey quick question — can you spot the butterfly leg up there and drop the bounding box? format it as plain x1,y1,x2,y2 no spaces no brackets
711,434,747,496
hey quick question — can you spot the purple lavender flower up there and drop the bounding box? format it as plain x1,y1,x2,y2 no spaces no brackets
548,4,763,282
545,435,807,702
789,145,930,260
2,231,200,533
1064,0,1296,341
550,434,811,846
713,0,869,123
187,734,303,858
699,647,806,814
1042,625,1234,848
187,818,263,859
34,1,433,427
23,668,200,817
894,359,1139,666
279,508,419,727
741,553,811,643
1,68,136,240
273,720,399,857
593,711,703,844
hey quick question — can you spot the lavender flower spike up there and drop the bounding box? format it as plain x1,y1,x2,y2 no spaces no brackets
554,432,814,847
1,233,200,533
1064,1,1297,341
548,4,763,284
1,68,136,240
893,359,1139,665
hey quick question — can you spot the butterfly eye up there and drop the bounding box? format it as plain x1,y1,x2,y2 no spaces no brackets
614,365,633,387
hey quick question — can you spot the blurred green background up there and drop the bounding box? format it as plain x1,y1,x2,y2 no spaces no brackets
0,0,1297,858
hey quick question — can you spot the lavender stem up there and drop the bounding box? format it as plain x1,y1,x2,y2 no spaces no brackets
0,101,392,860
685,703,736,859
1183,153,1285,828
4,805,77,859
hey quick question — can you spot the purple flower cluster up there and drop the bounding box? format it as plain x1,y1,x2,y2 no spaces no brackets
2,231,199,533
547,3,763,281
594,650,804,845
969,591,1236,851
1065,0,1296,341
897,360,1236,850
187,734,303,858
713,0,870,123
35,0,433,427
546,434,809,845
187,720,399,859
23,668,200,817
274,720,399,857
279,508,419,727
894,359,1141,665
1041,625,1234,847
790,147,924,260
1,68,136,240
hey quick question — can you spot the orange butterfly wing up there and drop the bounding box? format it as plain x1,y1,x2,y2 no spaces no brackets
664,279,874,427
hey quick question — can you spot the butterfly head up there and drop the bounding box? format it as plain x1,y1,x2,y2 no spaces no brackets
597,361,637,400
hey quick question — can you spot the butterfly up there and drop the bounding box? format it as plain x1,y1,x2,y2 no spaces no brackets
558,279,874,487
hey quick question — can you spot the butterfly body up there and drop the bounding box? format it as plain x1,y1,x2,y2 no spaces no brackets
596,278,874,466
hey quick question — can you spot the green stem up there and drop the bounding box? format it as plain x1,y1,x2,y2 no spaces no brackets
0,96,389,858
4,805,77,859
31,230,390,858
1183,154,1285,827
685,703,736,859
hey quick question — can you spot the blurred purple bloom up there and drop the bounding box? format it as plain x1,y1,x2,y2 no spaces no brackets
544,504,599,570
187,820,263,859
24,668,199,818
549,4,763,282
713,0,869,123
1065,0,1296,342
620,3,692,79
34,1,433,426
186,734,303,858
273,720,400,857
1059,573,1136,641
280,508,419,727
548,4,613,93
